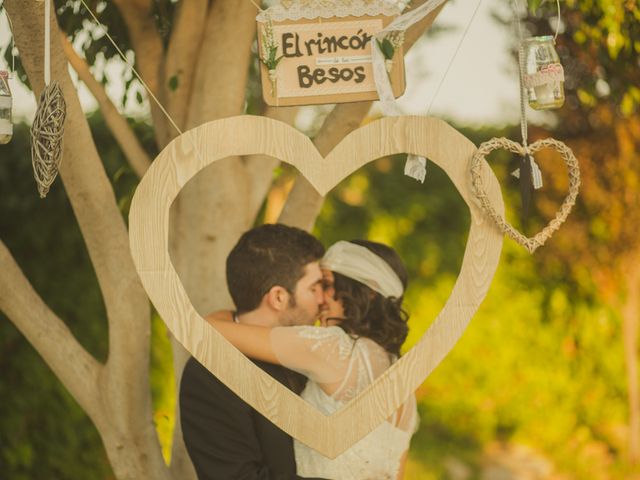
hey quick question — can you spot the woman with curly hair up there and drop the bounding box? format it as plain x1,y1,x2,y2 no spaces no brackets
209,239,418,479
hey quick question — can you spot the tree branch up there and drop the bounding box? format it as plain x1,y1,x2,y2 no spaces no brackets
245,105,300,220
0,240,103,422
161,0,209,146
111,0,168,148
186,0,258,127
277,0,448,230
61,32,152,178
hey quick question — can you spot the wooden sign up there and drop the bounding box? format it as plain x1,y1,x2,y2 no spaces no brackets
257,15,406,106
128,115,504,458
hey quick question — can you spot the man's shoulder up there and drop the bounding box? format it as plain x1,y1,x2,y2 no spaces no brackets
181,356,297,390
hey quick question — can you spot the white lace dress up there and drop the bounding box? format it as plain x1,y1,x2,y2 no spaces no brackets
271,325,419,480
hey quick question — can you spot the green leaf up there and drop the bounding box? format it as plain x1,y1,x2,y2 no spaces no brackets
379,38,395,60
168,74,179,92
136,90,144,104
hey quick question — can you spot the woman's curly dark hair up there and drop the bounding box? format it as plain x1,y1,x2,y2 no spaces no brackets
330,240,409,357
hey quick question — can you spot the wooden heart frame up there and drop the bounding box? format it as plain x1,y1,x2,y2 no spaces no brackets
129,115,504,458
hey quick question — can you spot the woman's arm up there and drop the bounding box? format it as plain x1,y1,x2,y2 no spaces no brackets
204,311,280,365
206,312,348,384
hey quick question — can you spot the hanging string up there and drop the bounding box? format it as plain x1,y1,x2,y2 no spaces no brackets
511,0,543,193
44,0,50,85
553,0,561,41
248,0,264,12
31,0,67,198
426,0,483,115
78,0,183,136
511,0,529,150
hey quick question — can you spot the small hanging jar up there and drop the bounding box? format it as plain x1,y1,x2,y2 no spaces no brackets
0,70,13,145
522,36,565,110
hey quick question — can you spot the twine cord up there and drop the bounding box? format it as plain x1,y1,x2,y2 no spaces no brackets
78,0,183,136
248,0,265,12
44,0,50,85
512,0,562,151
511,0,528,152
426,0,483,115
553,0,561,41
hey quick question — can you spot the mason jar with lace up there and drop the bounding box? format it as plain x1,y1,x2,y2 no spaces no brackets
0,70,12,144
522,36,565,110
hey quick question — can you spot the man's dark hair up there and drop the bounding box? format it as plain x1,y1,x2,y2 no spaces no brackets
226,224,325,314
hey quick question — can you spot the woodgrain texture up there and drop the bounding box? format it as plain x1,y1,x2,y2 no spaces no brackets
129,115,504,458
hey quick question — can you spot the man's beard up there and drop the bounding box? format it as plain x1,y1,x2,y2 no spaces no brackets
280,297,317,326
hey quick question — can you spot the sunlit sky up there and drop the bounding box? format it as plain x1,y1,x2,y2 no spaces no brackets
0,0,548,129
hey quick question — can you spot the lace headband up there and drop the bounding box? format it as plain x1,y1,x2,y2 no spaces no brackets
320,241,404,298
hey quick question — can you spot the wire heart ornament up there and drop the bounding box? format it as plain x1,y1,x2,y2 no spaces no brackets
470,137,580,254
129,115,504,458
31,81,66,198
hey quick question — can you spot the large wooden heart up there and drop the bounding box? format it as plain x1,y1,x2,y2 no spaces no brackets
129,115,504,458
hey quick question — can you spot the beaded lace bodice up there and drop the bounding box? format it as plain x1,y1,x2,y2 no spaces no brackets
271,325,418,479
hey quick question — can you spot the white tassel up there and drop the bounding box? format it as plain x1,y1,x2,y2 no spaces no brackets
404,154,427,183
512,156,544,189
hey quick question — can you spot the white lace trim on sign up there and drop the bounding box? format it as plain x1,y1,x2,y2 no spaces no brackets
257,0,405,22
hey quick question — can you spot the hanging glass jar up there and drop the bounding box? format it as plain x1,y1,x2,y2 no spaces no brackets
0,70,13,144
522,36,565,110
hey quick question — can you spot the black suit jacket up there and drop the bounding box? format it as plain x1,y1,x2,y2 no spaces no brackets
180,356,325,480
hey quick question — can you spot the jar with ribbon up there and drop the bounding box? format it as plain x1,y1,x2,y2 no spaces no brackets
522,36,565,110
0,70,13,144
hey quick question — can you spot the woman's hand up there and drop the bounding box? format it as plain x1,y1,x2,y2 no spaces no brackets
204,312,280,365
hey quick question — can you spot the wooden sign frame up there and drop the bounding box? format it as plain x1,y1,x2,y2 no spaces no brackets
129,115,504,458
258,15,406,106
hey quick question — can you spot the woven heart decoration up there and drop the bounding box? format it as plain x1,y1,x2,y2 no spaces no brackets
470,137,580,254
129,115,504,458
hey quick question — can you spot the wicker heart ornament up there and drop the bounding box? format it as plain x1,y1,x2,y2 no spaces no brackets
128,115,504,458
470,137,580,254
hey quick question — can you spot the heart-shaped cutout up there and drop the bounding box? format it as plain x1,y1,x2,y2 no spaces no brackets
470,137,581,254
129,115,504,458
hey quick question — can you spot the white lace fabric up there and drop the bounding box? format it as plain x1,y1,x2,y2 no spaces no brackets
270,325,419,479
257,0,403,23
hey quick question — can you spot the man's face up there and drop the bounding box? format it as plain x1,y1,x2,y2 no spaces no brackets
279,261,324,326
319,269,345,327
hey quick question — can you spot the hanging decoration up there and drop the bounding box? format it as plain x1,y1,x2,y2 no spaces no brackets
259,17,284,96
368,0,450,182
470,0,580,253
31,0,66,198
0,70,12,144
0,8,16,145
376,30,405,73
256,0,406,106
470,137,580,253
522,35,565,110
